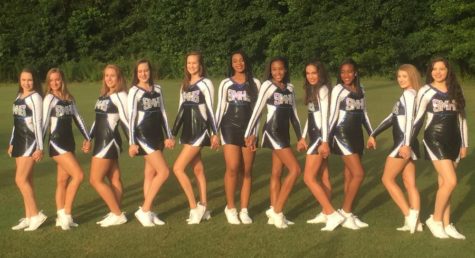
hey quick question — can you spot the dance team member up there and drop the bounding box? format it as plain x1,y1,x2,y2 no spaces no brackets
412,57,468,239
172,51,219,224
328,58,372,229
297,60,345,231
215,51,260,224
367,64,422,233
245,57,301,229
128,59,173,227
9,68,47,231
42,68,90,230
88,64,129,227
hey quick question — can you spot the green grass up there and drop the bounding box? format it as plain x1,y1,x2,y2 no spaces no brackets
0,78,475,257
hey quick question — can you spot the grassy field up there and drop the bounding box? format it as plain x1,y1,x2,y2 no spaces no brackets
0,78,474,257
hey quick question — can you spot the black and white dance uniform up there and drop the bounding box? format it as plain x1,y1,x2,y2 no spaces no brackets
128,85,172,155
301,85,330,155
42,94,90,157
90,92,129,159
244,80,302,150
371,89,419,159
412,85,468,161
10,92,43,157
328,84,373,155
215,78,261,146
172,78,217,147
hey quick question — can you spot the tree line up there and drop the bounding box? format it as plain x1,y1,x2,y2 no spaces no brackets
1,0,474,81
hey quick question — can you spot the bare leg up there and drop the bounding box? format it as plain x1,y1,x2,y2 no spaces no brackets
319,160,332,199
15,157,39,217
240,146,255,209
53,152,84,214
341,154,365,212
304,154,335,214
270,152,283,207
401,160,420,211
143,161,154,198
107,161,123,203
191,153,207,205
272,148,301,213
55,164,68,211
432,160,457,222
141,150,170,211
89,157,121,215
381,157,411,216
173,144,201,208
223,144,242,209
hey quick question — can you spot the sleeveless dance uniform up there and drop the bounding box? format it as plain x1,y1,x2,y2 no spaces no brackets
43,94,90,157
371,89,419,159
412,85,468,161
128,85,172,155
244,80,302,150
215,78,261,146
172,78,217,147
301,85,330,155
328,84,373,155
90,92,129,159
10,92,43,157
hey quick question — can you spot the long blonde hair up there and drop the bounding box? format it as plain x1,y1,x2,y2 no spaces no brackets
44,68,73,100
398,64,422,91
181,51,206,91
101,64,127,96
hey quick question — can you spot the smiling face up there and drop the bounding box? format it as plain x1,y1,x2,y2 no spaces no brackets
104,67,118,91
340,64,356,86
305,64,319,86
271,60,286,83
48,72,63,93
431,61,448,84
20,72,34,94
397,70,411,89
187,54,200,76
137,62,150,85
232,53,246,74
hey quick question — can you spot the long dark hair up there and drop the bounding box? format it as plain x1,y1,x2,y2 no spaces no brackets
132,59,155,87
426,57,465,113
303,60,331,105
264,56,290,84
182,51,207,91
336,58,361,91
227,50,257,103
18,68,43,97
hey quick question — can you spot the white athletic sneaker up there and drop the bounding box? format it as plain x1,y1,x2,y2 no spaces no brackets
187,203,206,224
307,212,327,224
266,208,274,225
151,212,165,225
445,223,465,240
96,213,113,225
321,211,345,231
100,212,127,227
202,210,211,221
397,222,423,232
284,217,295,225
67,214,79,228
270,210,287,229
352,215,368,228
224,207,240,225
339,209,359,230
135,207,155,227
239,209,253,224
12,218,29,230
425,215,449,239
24,211,47,231
407,209,419,234
56,209,70,230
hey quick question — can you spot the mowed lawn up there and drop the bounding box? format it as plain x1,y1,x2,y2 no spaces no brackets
0,78,474,257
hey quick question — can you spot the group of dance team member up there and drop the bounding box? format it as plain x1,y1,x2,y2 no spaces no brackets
8,53,468,239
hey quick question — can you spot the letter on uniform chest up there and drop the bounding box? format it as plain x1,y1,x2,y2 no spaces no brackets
55,105,74,117
142,96,161,110
13,104,27,116
95,99,110,112
345,98,364,110
432,99,456,112
273,92,293,105
227,89,250,102
183,90,200,103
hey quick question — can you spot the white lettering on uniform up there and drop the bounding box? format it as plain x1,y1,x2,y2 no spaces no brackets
55,105,74,117
273,93,293,105
183,90,200,103
345,98,364,110
142,97,160,110
95,99,110,112
432,99,457,112
13,105,27,116
227,89,250,102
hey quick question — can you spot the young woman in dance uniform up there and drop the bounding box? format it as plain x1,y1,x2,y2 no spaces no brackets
367,64,422,233
9,68,47,231
42,68,90,230
328,59,372,230
245,57,301,229
172,51,219,224
297,60,345,231
412,57,468,239
88,64,129,227
215,51,260,224
128,59,174,227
